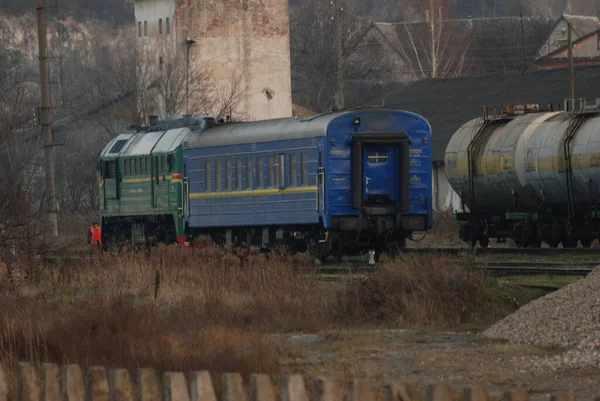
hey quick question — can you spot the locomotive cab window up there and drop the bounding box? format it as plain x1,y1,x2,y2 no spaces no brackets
367,152,388,163
104,161,117,179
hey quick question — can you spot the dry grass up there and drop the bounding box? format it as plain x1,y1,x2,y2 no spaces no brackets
337,255,516,329
0,240,517,384
408,212,465,247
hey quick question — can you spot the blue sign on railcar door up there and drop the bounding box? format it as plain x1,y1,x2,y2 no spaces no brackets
363,147,395,203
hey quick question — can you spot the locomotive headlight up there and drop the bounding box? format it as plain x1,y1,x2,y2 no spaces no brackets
353,118,361,126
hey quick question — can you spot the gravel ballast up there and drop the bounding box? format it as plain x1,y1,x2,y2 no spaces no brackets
483,267,600,368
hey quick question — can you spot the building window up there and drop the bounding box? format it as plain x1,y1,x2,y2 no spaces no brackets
290,154,297,186
144,21,147,37
138,21,142,37
301,152,308,186
166,18,170,34
159,18,163,35
257,157,264,188
246,158,253,189
236,159,242,190
226,160,232,190
205,161,212,192
216,160,222,191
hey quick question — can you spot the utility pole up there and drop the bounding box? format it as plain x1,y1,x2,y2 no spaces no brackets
567,21,575,111
334,0,344,110
184,37,196,116
37,0,58,237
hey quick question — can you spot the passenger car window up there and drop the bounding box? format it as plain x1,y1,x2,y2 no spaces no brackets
216,160,222,191
290,154,297,186
257,157,264,188
205,161,212,192
247,158,253,189
268,156,274,187
301,153,308,186
236,160,242,190
367,152,388,163
226,160,232,191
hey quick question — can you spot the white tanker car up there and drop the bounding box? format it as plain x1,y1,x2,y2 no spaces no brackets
444,102,600,248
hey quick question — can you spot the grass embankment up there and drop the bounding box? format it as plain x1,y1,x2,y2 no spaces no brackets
0,243,522,384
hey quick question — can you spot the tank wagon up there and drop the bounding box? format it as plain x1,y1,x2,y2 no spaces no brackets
97,108,433,258
445,102,600,248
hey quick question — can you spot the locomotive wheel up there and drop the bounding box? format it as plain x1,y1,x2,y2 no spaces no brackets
581,238,592,248
562,238,578,248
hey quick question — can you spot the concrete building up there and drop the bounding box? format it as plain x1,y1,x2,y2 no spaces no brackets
134,0,293,122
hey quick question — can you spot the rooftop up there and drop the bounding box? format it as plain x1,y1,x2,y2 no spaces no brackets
345,65,600,161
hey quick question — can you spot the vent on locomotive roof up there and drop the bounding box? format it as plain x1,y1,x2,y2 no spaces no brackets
109,139,128,154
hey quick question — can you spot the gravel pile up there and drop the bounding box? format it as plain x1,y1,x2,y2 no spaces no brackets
483,267,600,369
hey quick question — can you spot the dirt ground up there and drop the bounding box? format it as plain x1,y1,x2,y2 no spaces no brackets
277,329,600,401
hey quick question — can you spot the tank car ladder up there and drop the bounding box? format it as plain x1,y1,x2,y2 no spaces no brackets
464,113,491,247
563,113,587,228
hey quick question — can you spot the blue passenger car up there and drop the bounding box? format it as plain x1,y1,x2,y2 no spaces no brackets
182,108,432,258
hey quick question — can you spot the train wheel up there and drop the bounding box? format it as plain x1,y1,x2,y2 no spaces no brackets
562,238,578,248
581,238,592,248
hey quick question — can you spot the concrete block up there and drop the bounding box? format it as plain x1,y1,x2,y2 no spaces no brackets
222,374,247,401
109,369,134,401
136,369,162,401
385,382,412,401
312,377,338,401
550,393,575,401
62,365,85,401
41,364,61,401
282,375,308,401
427,383,452,401
163,373,190,401
87,367,110,401
463,387,489,401
0,364,7,401
250,375,275,401
348,379,374,401
189,372,216,401
18,362,40,401
503,389,529,401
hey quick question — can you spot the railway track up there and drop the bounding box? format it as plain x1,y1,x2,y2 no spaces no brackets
403,246,600,256
8,245,600,277
314,260,598,277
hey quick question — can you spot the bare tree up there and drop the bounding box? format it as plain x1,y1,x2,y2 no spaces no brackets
0,41,48,249
290,0,383,112
397,0,471,78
